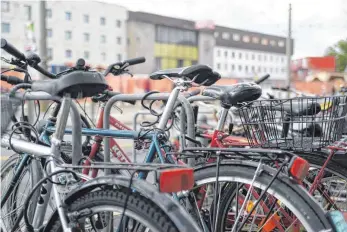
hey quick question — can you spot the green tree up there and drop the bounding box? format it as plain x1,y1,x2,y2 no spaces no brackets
325,38,347,72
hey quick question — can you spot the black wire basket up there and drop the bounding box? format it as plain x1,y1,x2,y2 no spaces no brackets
1,92,21,134
238,96,347,151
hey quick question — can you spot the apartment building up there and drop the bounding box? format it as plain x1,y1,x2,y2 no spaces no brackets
1,1,127,73
214,26,293,82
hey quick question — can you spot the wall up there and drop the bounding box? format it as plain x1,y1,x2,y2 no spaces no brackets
127,21,155,73
198,30,215,67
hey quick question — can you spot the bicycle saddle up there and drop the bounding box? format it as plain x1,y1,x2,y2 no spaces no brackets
31,70,108,99
149,65,220,86
202,82,262,107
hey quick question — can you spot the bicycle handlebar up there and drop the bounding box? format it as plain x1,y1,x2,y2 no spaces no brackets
1,38,26,61
1,74,30,85
254,74,270,85
124,57,146,66
186,89,201,97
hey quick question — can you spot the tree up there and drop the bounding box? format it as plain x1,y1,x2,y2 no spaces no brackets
325,38,347,72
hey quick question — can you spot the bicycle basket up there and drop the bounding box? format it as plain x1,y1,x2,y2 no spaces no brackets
238,96,347,151
1,93,21,134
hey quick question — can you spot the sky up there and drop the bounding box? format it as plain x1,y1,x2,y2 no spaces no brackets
103,0,347,59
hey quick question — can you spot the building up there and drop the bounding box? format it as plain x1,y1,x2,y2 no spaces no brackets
291,56,336,81
127,11,215,74
214,26,293,83
1,1,127,74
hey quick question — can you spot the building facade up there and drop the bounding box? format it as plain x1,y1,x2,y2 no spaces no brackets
1,1,127,73
214,26,293,82
127,11,215,74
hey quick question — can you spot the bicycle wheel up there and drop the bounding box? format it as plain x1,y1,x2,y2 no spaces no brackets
45,189,179,232
298,152,347,211
1,154,43,231
191,162,332,232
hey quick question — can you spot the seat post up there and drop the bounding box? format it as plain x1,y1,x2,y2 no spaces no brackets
216,107,229,131
157,87,180,130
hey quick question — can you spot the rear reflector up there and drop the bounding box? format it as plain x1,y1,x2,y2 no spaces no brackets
289,156,310,182
158,168,194,193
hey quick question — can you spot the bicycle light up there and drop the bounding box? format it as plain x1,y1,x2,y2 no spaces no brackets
289,156,310,182
158,168,194,193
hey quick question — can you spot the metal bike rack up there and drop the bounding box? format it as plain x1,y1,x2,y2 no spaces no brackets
132,110,152,162
103,93,196,172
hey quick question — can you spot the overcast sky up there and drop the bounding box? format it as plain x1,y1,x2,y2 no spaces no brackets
104,0,347,59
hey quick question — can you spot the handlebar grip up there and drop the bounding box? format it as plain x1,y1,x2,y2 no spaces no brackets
254,74,270,84
272,86,290,91
124,57,146,66
33,64,56,79
1,75,27,85
1,38,26,61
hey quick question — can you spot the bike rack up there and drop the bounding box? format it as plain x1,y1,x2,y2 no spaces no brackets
103,93,196,173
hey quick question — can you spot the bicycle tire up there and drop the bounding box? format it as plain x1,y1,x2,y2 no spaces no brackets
45,189,179,232
193,162,333,232
1,154,43,230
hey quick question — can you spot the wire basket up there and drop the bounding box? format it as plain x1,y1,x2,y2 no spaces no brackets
1,93,21,134
238,96,347,151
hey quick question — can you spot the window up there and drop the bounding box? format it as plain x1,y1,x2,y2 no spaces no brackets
116,37,121,45
84,51,89,59
251,54,255,60
65,49,72,58
245,66,248,72
100,17,106,25
231,64,235,71
84,14,89,23
101,52,106,61
270,55,273,61
217,63,221,69
251,66,255,72
24,5,31,20
270,40,276,46
243,35,250,43
238,65,242,71
281,68,285,73
65,31,72,40
233,34,240,41
83,33,90,42
275,68,279,73
155,58,161,70
252,36,259,43
1,23,10,33
46,28,52,38
65,11,71,21
270,67,273,73
217,49,221,57
258,54,261,61
101,35,106,43
155,25,197,45
178,59,184,67
231,52,235,58
46,9,52,18
264,54,267,61
222,32,230,40
281,57,285,63
224,51,228,57
258,66,261,72
278,40,285,47
116,20,121,28
245,53,248,60
261,38,268,45
239,53,242,59
2,1,9,12
117,54,122,62
224,63,228,71
264,67,267,72
214,32,219,38
47,48,53,59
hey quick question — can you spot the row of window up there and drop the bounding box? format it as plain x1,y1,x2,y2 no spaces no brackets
216,50,285,63
215,31,285,48
48,48,122,61
216,63,286,74
46,29,123,44
155,25,198,45
1,2,123,28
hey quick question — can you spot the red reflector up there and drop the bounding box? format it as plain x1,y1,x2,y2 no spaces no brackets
289,156,310,181
159,168,194,193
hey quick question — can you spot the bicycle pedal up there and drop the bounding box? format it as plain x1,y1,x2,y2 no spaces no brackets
326,210,347,232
